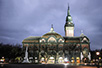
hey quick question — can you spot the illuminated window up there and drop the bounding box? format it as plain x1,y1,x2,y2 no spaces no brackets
69,30,73,34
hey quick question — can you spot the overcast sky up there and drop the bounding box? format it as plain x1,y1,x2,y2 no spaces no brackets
0,0,102,50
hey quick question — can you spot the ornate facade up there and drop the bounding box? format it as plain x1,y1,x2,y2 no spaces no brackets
22,6,91,64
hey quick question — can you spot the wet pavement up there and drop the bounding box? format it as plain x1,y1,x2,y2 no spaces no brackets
0,64,102,68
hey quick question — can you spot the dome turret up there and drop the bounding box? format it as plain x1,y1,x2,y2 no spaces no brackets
42,25,62,38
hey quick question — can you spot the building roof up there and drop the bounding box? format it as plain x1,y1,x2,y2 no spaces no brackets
23,36,41,40
42,25,63,38
22,36,41,43
42,32,62,38
63,36,80,40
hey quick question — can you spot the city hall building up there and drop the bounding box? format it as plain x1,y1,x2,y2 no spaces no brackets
22,6,91,64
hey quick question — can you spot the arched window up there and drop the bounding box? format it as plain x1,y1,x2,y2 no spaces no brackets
48,37,56,42
40,39,46,43
58,38,64,42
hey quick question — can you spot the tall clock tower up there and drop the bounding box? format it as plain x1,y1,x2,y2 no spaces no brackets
64,6,74,37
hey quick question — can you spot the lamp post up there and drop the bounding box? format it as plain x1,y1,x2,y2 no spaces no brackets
96,52,100,68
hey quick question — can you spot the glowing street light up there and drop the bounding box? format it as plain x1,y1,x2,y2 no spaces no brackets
96,52,100,56
96,52,100,68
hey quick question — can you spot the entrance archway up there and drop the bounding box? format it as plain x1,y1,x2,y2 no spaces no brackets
40,57,46,64
58,57,64,64
47,57,55,64
82,57,89,63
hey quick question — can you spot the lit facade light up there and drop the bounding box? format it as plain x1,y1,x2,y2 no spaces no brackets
64,58,68,62
2,57,4,59
50,57,54,60
59,57,63,60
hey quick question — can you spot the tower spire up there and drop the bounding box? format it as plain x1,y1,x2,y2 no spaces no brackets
67,3,70,16
49,24,55,33
80,30,85,37
64,4,74,37
66,4,72,22
51,24,53,28
81,30,84,33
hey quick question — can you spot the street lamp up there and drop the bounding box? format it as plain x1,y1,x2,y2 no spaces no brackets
96,52,100,56
96,52,100,68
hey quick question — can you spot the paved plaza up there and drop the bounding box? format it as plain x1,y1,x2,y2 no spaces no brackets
0,64,102,68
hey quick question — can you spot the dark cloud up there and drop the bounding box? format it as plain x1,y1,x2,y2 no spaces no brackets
0,0,102,50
